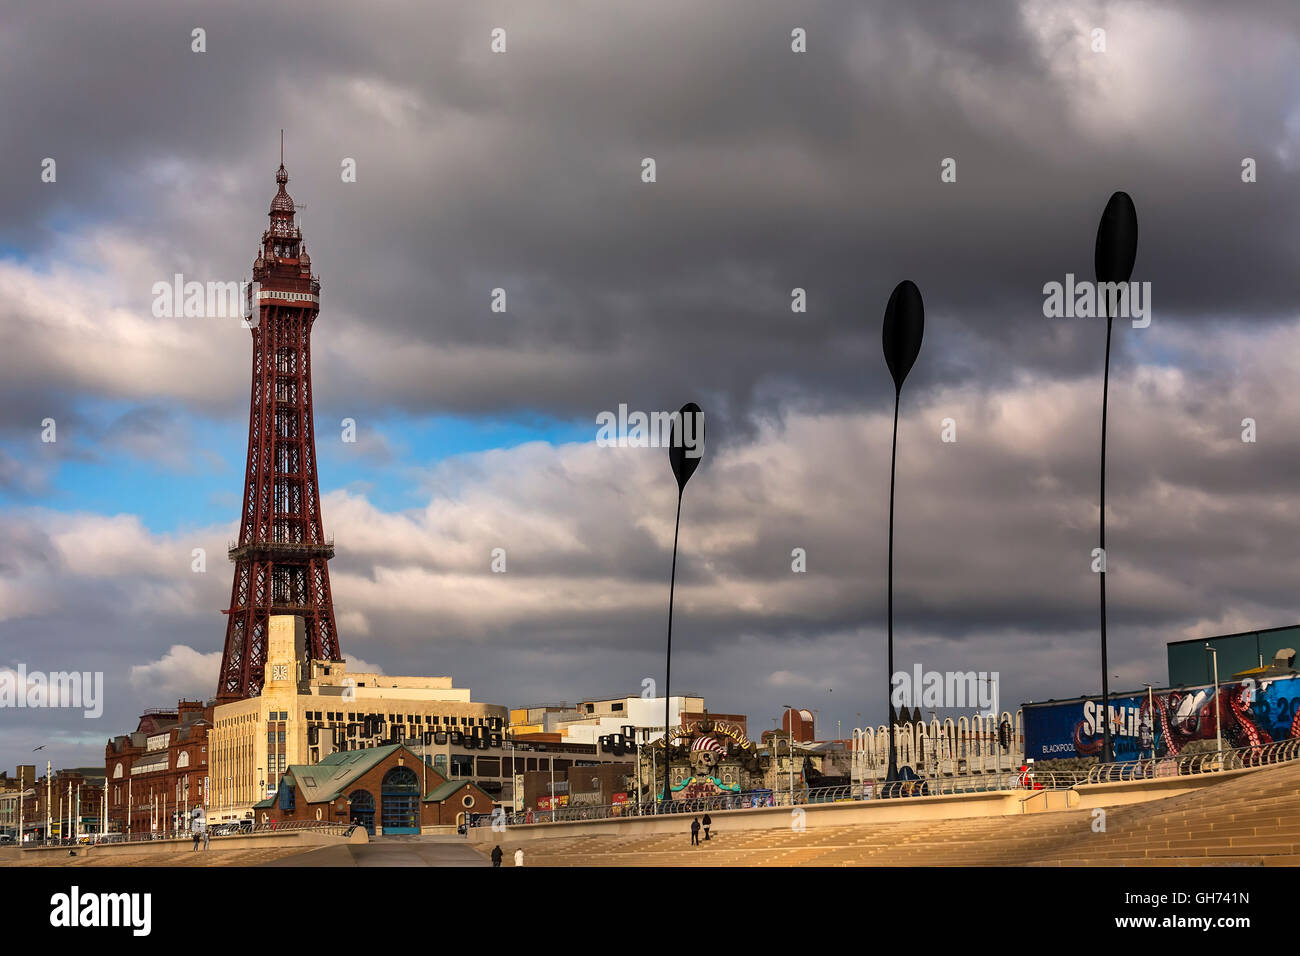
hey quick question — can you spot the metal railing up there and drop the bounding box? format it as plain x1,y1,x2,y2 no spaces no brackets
473,741,1300,829
1085,738,1300,783
470,774,1068,827
28,821,355,847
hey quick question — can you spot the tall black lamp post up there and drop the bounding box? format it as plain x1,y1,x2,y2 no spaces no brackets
1094,192,1138,765
881,280,925,783
664,402,705,805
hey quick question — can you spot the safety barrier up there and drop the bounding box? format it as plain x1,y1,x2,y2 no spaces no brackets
33,821,356,847
477,740,1300,829
1084,737,1300,783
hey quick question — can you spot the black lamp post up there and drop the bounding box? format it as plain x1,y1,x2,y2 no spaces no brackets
664,402,705,806
881,280,924,783
1093,192,1138,765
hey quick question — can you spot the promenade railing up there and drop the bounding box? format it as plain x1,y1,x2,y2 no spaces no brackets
473,738,1300,828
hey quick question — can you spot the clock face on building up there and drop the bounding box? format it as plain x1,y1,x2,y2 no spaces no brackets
272,664,288,682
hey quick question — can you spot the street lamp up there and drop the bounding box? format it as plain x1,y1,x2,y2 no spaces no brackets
647,728,657,815
1093,191,1139,765
880,280,925,783
1205,644,1223,755
854,713,863,794
1141,682,1157,760
664,402,706,815
783,705,795,804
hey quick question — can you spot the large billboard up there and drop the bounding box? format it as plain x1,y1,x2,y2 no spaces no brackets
1023,674,1300,761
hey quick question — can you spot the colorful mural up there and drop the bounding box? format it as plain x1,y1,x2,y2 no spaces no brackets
1024,674,1300,761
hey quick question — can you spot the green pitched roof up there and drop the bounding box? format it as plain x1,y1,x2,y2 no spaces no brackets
286,744,407,804
424,779,473,803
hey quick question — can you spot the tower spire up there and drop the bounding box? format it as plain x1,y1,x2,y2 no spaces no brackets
217,158,338,702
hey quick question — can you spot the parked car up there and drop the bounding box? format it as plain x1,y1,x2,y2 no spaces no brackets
0,833,15,845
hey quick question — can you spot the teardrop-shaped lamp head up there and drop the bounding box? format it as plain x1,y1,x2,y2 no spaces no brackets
1094,191,1138,285
882,280,925,394
669,402,705,492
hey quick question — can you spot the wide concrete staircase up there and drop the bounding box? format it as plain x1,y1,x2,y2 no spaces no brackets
492,758,1300,867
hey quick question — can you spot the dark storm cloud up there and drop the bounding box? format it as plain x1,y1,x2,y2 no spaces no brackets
1,0,1296,437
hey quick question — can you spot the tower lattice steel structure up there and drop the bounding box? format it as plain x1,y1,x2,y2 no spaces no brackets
217,158,341,701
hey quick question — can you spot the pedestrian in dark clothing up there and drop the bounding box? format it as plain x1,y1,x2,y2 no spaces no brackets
491,845,503,867
690,817,700,846
192,831,201,851
702,813,712,841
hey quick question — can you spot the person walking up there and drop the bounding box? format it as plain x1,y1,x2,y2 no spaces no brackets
702,813,712,841
491,845,503,867
192,829,201,851
202,825,210,850
690,817,700,846
514,847,524,866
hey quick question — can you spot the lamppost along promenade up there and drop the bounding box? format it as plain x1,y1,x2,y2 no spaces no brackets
663,402,705,808
881,281,925,782
1093,191,1138,764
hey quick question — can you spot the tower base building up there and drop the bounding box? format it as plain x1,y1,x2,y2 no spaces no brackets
207,615,507,823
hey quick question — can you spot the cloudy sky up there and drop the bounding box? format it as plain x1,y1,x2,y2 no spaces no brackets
1,0,1299,770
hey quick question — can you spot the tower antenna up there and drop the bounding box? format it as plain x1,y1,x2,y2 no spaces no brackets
280,129,284,166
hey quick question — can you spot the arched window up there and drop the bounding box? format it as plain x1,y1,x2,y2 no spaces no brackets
348,789,375,835
177,752,190,768
380,766,420,834
113,763,123,779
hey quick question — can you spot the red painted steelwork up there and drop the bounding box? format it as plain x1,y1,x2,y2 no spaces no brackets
217,161,340,702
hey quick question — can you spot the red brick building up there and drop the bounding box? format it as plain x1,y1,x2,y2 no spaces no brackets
4,767,105,842
520,762,635,812
255,744,493,834
104,699,213,835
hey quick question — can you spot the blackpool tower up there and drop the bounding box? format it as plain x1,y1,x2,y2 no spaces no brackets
217,156,342,701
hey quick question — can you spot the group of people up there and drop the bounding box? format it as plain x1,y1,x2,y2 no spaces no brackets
689,814,712,845
490,845,525,866
190,828,210,850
